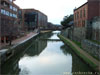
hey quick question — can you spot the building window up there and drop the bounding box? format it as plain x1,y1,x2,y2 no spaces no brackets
77,12,79,19
10,13,13,17
75,13,77,19
83,8,86,17
1,9,5,14
78,21,80,26
80,10,82,18
74,14,76,20
13,7,17,12
13,14,17,18
5,11,9,16
10,5,13,9
84,20,85,26
82,20,85,27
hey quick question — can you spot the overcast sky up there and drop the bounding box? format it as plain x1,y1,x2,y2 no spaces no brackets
15,0,87,24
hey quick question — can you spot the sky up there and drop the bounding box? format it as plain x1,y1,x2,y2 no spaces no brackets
14,0,87,24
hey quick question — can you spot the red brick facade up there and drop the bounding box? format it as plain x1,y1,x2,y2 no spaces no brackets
88,0,100,20
74,0,100,27
74,2,88,27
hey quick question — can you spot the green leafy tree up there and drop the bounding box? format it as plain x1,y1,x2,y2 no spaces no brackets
61,14,73,28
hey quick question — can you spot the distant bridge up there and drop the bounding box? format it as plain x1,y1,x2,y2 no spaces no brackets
40,39,61,41
40,28,62,31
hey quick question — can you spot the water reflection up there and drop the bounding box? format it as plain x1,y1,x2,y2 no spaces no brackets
25,40,47,56
49,31,60,39
61,45,94,75
19,41,72,75
1,31,94,75
1,32,53,74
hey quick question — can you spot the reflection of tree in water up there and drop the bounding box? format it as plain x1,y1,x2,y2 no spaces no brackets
60,44,73,55
19,67,30,75
60,44,94,75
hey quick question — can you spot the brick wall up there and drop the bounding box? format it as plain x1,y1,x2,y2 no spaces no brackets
88,0,100,20
74,2,88,27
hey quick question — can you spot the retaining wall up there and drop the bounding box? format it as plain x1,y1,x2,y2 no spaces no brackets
73,27,86,42
82,39,100,60
0,34,38,65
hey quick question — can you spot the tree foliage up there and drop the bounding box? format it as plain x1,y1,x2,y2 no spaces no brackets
61,14,73,28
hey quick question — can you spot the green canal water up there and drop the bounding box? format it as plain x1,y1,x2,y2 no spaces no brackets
1,31,95,75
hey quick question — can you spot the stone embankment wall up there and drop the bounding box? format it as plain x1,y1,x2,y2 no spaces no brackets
61,28,100,60
73,27,86,42
81,39,100,60
10,34,38,56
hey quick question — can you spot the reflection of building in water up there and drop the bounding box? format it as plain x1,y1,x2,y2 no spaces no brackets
25,32,53,56
1,39,47,74
1,56,20,74
37,40,47,53
25,40,47,56
1,32,53,75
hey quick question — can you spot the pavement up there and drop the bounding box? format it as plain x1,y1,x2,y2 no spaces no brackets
0,32,38,50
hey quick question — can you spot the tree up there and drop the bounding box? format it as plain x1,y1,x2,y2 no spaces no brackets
61,14,73,28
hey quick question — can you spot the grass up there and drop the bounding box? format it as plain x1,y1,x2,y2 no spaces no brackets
72,40,83,49
58,35,98,71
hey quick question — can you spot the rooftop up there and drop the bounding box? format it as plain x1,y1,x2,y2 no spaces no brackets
74,2,88,11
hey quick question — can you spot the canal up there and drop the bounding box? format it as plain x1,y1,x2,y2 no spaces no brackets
1,31,94,75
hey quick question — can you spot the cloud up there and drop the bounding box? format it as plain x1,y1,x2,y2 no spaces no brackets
15,0,87,24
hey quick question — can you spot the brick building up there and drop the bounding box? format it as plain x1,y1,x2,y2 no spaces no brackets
88,0,100,20
74,0,100,41
22,9,47,31
74,2,88,27
74,0,100,27
0,0,22,44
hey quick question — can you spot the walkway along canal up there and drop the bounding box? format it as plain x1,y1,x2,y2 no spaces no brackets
1,31,96,75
